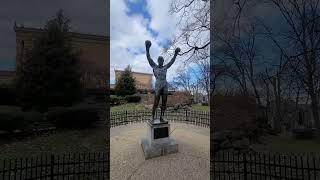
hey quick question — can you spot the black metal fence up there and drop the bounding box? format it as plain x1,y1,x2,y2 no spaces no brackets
0,152,108,180
212,151,320,180
110,110,210,128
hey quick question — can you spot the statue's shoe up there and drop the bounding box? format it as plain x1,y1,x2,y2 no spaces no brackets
160,117,164,122
160,117,168,123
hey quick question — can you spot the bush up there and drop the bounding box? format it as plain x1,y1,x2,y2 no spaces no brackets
47,104,100,129
110,89,115,95
125,95,141,103
201,102,208,106
110,95,122,105
24,110,43,124
114,66,136,96
0,84,17,105
292,128,315,139
0,106,42,132
0,106,24,132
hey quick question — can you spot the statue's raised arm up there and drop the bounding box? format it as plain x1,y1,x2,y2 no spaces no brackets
165,47,180,69
145,40,157,68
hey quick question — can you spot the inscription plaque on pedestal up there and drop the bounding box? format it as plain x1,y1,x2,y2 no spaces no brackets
141,118,178,159
154,127,168,139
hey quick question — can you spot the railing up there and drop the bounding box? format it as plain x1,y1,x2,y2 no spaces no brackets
110,110,210,128
212,151,320,180
0,152,108,180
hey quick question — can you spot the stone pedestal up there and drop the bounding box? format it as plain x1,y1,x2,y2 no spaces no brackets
141,119,178,159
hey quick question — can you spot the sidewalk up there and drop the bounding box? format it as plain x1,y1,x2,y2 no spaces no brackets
110,123,210,180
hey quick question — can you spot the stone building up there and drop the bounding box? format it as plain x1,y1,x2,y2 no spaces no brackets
114,70,153,92
14,24,109,89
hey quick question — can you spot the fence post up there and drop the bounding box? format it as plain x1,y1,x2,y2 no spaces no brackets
125,110,128,125
185,109,188,122
2,160,5,180
243,154,247,180
50,154,54,180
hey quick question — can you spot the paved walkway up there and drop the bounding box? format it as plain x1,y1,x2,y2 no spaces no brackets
110,123,210,180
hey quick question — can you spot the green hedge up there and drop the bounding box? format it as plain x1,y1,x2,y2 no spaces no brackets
125,95,141,103
0,106,42,132
292,128,315,139
47,104,100,129
110,95,122,105
0,84,17,105
201,102,209,106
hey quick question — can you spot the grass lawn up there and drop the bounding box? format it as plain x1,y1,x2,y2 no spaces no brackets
111,103,148,112
191,104,209,111
252,135,320,154
0,127,106,159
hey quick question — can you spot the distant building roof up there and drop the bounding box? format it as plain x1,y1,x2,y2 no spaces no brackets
114,69,153,76
14,25,109,42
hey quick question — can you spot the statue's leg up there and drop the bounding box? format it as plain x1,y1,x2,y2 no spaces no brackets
152,94,160,120
160,94,167,121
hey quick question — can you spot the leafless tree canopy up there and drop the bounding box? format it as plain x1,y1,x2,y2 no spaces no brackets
170,0,210,63
214,0,320,131
170,0,320,131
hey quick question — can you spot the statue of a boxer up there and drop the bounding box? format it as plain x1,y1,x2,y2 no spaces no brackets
145,40,180,122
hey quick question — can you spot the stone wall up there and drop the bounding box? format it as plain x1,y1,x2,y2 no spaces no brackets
212,95,257,131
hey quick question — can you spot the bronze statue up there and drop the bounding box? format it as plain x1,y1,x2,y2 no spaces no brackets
145,40,180,122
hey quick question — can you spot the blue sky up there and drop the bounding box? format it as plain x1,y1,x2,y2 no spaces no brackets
110,0,183,84
125,0,172,48
125,0,156,37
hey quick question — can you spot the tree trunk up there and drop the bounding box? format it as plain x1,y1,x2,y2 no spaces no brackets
265,79,271,124
251,79,261,106
309,88,320,129
272,76,281,133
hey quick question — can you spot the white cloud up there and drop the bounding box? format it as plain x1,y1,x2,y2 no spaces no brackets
146,0,177,44
110,0,176,83
110,0,196,85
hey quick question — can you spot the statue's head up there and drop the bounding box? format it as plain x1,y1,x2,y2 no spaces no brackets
158,56,164,66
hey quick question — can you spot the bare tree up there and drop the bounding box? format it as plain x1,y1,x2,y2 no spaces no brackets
264,0,320,130
213,20,264,106
196,59,211,101
170,0,210,62
213,32,249,96
172,70,194,94
242,23,263,105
